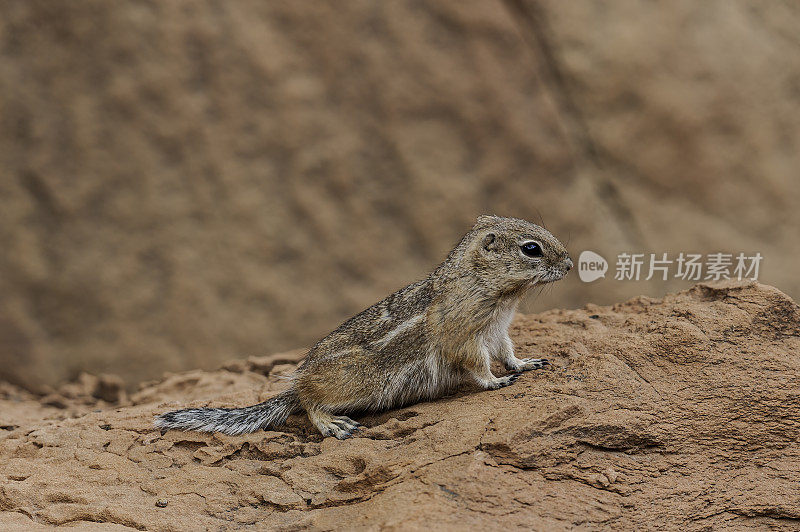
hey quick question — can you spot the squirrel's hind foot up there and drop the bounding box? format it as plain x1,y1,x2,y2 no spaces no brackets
308,409,362,439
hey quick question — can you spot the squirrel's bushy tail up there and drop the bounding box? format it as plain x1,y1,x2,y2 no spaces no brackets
154,390,300,436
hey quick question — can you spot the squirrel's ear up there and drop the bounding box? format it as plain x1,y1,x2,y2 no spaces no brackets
482,232,497,251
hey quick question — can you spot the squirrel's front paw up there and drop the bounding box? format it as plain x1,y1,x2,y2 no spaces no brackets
504,358,549,372
519,358,549,371
486,373,522,390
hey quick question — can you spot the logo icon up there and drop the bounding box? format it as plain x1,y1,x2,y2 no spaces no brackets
578,250,608,283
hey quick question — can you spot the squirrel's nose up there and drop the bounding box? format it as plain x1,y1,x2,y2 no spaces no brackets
564,257,573,271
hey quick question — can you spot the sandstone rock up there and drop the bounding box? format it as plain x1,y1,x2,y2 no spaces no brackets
1,282,798,529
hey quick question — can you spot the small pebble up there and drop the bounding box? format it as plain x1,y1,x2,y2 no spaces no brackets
156,499,168,508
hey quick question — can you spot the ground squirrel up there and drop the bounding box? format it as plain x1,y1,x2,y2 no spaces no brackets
156,215,572,439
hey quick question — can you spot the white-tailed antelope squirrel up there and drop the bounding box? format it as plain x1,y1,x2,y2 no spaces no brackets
156,215,572,439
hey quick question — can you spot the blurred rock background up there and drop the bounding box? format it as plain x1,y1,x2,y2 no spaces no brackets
1,0,798,390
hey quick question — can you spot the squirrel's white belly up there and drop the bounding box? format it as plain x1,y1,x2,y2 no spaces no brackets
481,298,518,355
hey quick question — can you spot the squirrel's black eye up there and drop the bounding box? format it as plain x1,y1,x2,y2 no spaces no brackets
521,242,543,258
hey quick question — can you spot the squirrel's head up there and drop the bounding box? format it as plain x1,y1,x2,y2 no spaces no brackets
459,215,572,293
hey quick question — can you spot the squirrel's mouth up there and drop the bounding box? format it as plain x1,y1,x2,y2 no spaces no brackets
537,268,569,283
536,258,572,284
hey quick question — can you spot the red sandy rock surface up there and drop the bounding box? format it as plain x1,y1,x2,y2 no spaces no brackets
1,281,799,530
